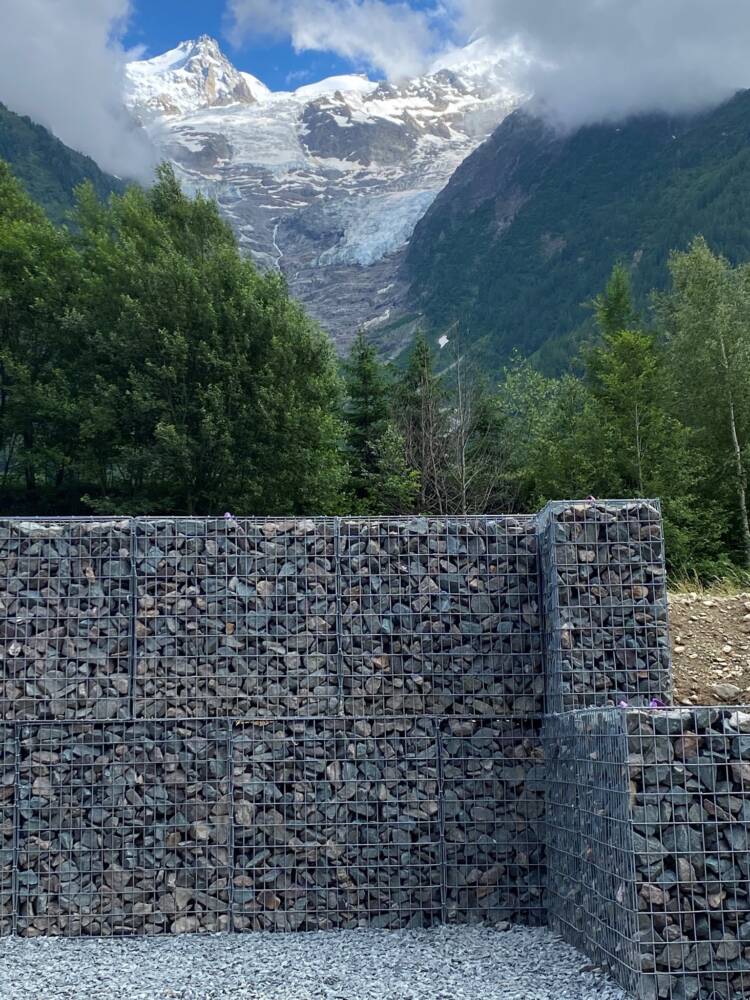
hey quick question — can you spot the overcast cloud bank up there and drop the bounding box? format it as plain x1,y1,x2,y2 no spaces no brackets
455,0,750,127
0,0,154,181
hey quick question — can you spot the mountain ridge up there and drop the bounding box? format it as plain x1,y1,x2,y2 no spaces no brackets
0,102,123,224
402,89,750,372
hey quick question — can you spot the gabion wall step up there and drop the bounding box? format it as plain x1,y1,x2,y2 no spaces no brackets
0,717,544,936
0,516,545,723
0,501,675,954
545,707,750,1000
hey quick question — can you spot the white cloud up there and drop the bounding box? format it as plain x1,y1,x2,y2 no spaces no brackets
452,0,750,127
0,0,154,180
227,0,445,79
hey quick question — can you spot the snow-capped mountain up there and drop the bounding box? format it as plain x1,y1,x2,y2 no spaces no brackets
125,37,522,351
127,36,270,118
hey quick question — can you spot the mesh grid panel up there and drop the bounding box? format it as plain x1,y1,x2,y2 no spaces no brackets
544,710,642,996
16,721,231,936
0,519,132,722
628,707,750,1000
0,725,14,935
134,519,339,720
539,501,671,715
441,717,546,926
0,499,719,971
339,517,543,718
546,708,750,1000
231,718,442,931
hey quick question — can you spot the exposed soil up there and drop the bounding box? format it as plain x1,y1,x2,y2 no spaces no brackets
670,591,750,706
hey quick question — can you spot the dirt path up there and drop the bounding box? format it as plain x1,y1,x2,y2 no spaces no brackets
670,592,750,705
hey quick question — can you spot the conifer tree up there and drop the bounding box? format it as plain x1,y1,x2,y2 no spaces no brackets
592,263,638,336
343,331,389,505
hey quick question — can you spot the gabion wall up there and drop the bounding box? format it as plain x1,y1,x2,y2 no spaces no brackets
539,501,671,714
0,516,542,722
0,717,546,936
22,495,750,1000
545,708,750,1000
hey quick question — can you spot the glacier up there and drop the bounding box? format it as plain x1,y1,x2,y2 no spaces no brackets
125,36,523,353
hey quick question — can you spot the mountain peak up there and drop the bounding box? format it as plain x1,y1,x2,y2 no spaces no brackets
126,37,269,118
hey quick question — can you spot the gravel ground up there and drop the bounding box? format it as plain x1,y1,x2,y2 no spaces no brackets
0,925,628,1000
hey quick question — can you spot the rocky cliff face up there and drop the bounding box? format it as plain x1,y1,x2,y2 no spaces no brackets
125,37,521,353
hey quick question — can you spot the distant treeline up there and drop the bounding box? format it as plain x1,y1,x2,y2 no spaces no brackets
1,162,749,578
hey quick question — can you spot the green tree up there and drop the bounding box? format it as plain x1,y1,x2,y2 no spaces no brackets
0,163,80,510
71,165,347,514
584,326,719,573
365,423,421,515
663,238,750,567
591,263,639,337
343,331,389,505
393,332,450,513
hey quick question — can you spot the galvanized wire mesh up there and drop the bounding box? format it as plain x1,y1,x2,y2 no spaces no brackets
0,500,698,961
544,710,642,997
15,720,231,936
0,519,133,722
0,716,547,936
441,717,546,926
339,517,543,719
1,515,546,723
539,500,672,715
231,717,442,932
546,707,750,1000
628,707,750,1000
0,725,13,936
134,518,339,720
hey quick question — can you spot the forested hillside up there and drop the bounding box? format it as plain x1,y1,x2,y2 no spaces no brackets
0,103,123,224
405,89,750,371
3,159,750,582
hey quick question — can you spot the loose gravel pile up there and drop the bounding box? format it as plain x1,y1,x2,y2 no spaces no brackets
0,925,627,1000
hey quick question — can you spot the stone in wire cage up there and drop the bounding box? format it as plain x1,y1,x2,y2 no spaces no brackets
339,517,543,719
545,707,750,1000
539,501,671,715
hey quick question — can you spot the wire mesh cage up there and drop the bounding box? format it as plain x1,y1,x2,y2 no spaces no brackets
339,517,543,719
544,710,642,997
134,518,340,720
15,720,231,936
0,519,133,723
0,725,14,936
231,717,442,932
546,707,750,1000
441,717,546,926
627,707,750,1000
539,501,672,715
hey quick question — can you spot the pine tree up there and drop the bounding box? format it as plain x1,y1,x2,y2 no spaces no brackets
592,263,638,336
343,331,389,505
366,423,421,515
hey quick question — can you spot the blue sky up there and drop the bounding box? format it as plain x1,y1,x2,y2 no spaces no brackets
122,0,444,90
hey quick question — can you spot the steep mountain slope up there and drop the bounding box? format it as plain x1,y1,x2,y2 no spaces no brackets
403,90,750,371
0,103,123,224
125,37,521,352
